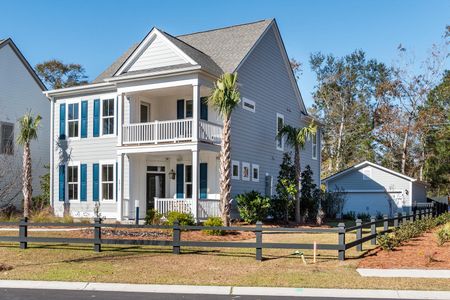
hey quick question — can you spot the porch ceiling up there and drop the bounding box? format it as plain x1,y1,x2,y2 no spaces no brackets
127,84,211,98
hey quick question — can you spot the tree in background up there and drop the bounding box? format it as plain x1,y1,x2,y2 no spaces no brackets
35,59,88,89
277,122,316,223
299,165,318,222
271,152,296,222
16,112,41,218
208,73,240,226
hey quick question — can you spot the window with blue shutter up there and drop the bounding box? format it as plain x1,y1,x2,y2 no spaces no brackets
59,104,66,140
116,162,118,202
80,164,87,201
93,99,100,137
200,163,207,199
59,165,65,201
93,163,99,201
176,164,184,198
81,101,88,138
177,99,184,119
200,97,208,121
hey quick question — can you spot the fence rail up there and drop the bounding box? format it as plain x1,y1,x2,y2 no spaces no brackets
0,203,447,261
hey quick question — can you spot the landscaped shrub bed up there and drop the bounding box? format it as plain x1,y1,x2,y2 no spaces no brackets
377,212,450,251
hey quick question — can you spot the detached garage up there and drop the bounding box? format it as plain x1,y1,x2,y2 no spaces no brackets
323,161,428,217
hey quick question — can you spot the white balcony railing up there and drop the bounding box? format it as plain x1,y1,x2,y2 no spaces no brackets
122,119,222,145
154,198,221,220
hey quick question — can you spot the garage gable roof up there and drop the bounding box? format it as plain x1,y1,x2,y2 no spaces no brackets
322,161,427,185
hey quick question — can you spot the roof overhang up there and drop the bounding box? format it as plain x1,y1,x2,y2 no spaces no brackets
44,82,116,98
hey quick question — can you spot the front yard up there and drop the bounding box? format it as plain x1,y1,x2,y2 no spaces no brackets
0,225,449,290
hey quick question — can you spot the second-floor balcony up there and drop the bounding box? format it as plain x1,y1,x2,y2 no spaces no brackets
122,119,222,145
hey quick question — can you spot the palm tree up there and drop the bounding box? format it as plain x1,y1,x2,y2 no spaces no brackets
208,73,240,226
277,121,316,223
16,112,42,218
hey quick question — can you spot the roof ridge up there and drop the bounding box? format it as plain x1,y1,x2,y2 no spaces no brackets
159,29,212,59
176,19,273,37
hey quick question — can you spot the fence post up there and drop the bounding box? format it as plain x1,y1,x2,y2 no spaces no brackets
255,221,263,261
356,219,362,252
394,213,399,228
19,217,28,249
383,214,388,232
410,210,414,223
370,216,376,245
172,220,180,254
416,210,420,221
402,213,407,225
338,223,346,261
94,218,102,252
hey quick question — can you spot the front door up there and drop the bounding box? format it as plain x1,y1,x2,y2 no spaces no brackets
146,168,166,210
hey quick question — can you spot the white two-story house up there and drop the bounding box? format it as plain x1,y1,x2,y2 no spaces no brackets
45,19,321,222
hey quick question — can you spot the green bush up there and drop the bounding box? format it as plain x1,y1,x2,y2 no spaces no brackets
356,212,371,222
203,217,225,236
436,223,450,246
342,211,356,221
236,191,270,224
145,208,163,225
166,211,195,226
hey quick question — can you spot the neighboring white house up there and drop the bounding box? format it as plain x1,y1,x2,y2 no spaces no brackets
0,38,49,208
44,19,321,222
323,161,428,216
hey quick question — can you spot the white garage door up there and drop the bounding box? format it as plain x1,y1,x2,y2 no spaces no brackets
343,192,400,217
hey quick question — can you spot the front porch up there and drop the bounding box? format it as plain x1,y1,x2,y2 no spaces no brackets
119,149,221,221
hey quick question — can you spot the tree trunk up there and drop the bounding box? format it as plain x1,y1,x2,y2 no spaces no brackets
220,115,232,226
335,116,345,172
401,120,411,174
22,142,32,218
294,145,301,224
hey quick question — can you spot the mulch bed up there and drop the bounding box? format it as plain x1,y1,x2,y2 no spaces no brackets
358,226,450,269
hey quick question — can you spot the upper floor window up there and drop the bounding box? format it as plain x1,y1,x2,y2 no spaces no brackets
252,164,260,182
67,165,79,200
185,100,193,118
102,99,115,135
242,98,256,113
276,113,284,151
101,164,114,201
312,131,318,160
68,103,79,138
0,122,14,155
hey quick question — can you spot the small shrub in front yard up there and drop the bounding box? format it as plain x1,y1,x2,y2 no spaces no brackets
145,208,163,225
356,212,371,222
203,217,225,236
236,191,270,224
342,211,356,221
436,223,450,246
30,207,74,223
165,211,195,226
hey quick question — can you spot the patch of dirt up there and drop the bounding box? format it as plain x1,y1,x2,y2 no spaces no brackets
358,226,450,269
0,263,13,272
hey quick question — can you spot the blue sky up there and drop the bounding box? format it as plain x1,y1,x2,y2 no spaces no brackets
2,0,448,107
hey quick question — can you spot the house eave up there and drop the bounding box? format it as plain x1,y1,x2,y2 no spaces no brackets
44,82,116,98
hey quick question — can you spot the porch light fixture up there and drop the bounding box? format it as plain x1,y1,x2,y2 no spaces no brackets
169,169,176,180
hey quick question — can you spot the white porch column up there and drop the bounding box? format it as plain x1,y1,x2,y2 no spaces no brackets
116,153,124,221
117,93,124,146
192,147,199,222
192,83,200,142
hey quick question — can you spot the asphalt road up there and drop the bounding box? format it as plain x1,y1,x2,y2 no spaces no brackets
0,288,404,300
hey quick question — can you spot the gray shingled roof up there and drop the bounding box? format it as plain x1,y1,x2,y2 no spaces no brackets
93,19,273,83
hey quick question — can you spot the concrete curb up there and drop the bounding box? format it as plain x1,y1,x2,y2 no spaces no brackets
0,280,450,299
357,268,450,279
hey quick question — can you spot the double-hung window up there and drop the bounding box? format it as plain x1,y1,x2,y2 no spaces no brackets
312,131,318,160
0,123,14,155
102,99,115,135
185,100,193,118
67,165,79,200
101,164,114,201
68,103,79,138
185,165,192,198
252,164,260,182
276,113,284,150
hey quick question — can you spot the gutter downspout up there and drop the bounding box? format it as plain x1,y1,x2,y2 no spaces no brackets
49,97,55,208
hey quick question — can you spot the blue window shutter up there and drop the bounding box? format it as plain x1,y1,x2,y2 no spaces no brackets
200,163,207,199
59,103,66,140
176,164,184,198
200,97,208,121
93,163,99,201
93,99,100,137
80,164,87,201
59,165,65,201
81,101,88,138
177,99,184,119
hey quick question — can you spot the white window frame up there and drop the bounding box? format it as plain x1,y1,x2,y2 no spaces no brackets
252,164,260,182
66,100,80,140
242,97,256,113
312,131,318,160
185,100,193,119
231,160,240,180
100,98,116,137
139,101,151,123
185,164,193,198
362,167,372,181
242,162,250,181
0,122,14,155
276,113,285,151
66,161,81,203
99,160,116,202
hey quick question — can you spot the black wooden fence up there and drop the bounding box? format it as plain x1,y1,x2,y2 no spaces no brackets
0,204,447,261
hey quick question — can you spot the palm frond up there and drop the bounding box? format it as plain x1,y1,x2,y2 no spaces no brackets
277,121,317,150
16,112,41,146
208,73,241,118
